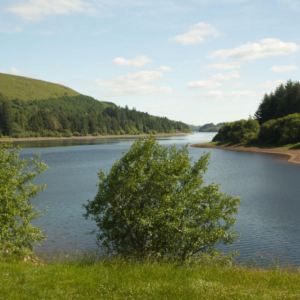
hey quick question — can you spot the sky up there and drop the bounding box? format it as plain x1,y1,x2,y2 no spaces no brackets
1,0,300,125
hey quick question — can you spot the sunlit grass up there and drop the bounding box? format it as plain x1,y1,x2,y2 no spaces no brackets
0,73,79,101
1,254,300,299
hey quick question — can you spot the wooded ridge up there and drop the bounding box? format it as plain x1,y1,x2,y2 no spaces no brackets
0,73,191,138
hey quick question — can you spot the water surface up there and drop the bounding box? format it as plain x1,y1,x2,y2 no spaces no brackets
17,133,300,265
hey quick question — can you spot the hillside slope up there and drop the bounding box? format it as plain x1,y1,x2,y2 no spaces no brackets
0,73,80,101
0,74,191,137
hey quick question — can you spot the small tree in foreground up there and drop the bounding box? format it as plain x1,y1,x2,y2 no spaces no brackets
0,141,49,258
84,137,241,260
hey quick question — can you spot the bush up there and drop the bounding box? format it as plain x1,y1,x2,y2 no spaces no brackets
54,131,62,137
83,137,241,260
62,130,72,137
0,142,49,258
258,113,300,145
213,119,260,144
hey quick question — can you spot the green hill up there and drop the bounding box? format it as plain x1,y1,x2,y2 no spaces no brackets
0,73,80,101
0,73,191,138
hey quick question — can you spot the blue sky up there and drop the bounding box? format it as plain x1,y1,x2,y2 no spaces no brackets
1,0,299,125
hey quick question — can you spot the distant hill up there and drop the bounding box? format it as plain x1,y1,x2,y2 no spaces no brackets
189,123,225,132
0,73,191,137
0,73,80,101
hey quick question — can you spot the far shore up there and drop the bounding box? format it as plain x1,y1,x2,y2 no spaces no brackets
191,143,300,165
0,132,190,142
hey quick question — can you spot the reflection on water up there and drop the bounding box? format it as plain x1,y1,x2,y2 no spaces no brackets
18,133,300,265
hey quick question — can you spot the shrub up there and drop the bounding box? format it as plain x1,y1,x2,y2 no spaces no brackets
0,142,49,258
84,137,241,260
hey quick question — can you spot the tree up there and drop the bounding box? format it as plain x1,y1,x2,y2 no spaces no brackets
83,137,241,260
1,100,13,136
0,141,49,258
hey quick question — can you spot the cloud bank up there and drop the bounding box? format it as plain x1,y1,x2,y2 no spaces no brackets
205,62,241,70
171,22,220,45
0,67,22,75
113,55,153,67
7,0,95,21
95,70,173,95
210,71,241,81
188,80,222,89
269,65,299,72
209,38,299,61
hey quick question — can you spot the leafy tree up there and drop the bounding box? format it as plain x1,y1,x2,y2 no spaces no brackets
259,113,300,145
84,137,240,260
0,141,49,258
213,118,260,144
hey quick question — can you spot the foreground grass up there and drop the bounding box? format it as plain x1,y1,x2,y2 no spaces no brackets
1,257,300,299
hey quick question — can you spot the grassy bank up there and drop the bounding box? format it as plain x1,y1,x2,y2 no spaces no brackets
1,256,300,299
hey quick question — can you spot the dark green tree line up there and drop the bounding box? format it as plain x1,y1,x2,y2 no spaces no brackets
213,80,300,146
254,80,300,124
0,93,191,138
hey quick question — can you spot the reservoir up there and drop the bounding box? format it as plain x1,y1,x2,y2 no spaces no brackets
17,132,300,265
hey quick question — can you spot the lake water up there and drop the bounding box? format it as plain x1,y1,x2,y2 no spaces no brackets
17,133,300,265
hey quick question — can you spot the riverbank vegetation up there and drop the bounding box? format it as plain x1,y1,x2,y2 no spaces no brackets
0,93,190,138
213,80,300,147
1,254,300,300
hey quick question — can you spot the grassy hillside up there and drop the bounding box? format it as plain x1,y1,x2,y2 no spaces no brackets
0,73,80,101
0,74,191,137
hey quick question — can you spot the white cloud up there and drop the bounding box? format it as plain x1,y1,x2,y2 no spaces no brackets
196,90,264,100
205,62,241,70
209,38,299,61
210,71,241,81
113,55,153,67
188,80,222,89
0,67,22,75
7,0,95,21
232,82,244,87
100,86,172,96
171,22,220,45
269,65,299,72
10,67,22,75
95,70,172,95
157,66,173,71
256,80,285,91
95,71,162,86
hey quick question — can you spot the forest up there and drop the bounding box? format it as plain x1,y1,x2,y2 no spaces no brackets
213,80,300,145
0,93,190,138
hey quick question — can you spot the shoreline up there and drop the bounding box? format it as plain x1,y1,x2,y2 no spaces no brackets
191,143,300,165
0,132,190,142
